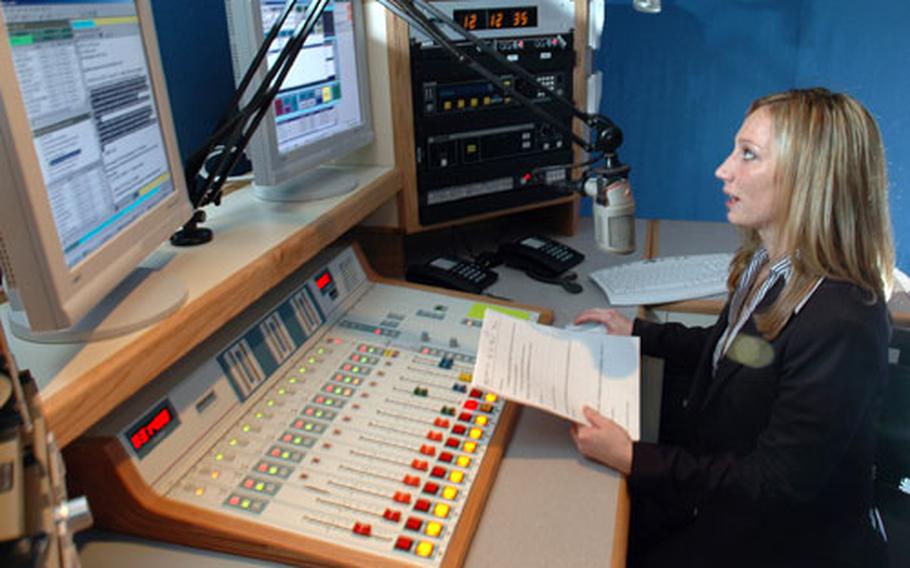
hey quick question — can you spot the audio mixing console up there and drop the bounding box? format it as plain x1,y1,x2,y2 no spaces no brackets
65,244,551,567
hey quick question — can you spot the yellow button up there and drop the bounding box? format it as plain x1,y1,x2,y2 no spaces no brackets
449,470,464,483
442,486,458,500
433,503,451,518
425,521,443,537
463,441,477,453
210,471,220,480
457,99,465,109
194,487,205,496
485,393,498,403
416,541,434,557
456,456,471,468
474,415,488,426
470,97,478,107
469,428,483,440
458,372,473,383
483,96,491,105
443,101,452,110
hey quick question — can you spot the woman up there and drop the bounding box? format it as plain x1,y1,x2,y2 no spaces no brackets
573,88,895,567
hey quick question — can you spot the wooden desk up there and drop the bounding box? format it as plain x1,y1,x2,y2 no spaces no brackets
1,166,399,448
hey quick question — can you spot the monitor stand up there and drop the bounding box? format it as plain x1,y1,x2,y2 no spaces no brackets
7,268,187,344
252,165,359,202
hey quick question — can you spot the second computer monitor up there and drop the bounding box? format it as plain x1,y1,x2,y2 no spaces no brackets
224,0,374,202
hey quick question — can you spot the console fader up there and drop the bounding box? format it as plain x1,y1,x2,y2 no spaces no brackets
65,244,550,567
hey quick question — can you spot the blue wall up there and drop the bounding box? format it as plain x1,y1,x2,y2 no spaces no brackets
596,0,910,270
152,0,236,163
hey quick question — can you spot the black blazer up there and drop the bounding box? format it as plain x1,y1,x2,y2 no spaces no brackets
628,278,890,568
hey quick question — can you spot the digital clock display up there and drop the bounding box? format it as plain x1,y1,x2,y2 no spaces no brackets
453,6,538,31
124,399,180,459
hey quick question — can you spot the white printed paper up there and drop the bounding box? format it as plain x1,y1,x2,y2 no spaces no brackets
473,310,640,439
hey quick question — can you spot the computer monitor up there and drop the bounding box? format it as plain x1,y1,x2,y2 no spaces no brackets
0,0,194,343
224,0,374,201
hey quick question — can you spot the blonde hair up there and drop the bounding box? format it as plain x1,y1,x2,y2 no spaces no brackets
726,88,895,339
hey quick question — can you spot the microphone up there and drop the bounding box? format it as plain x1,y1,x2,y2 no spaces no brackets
585,174,636,255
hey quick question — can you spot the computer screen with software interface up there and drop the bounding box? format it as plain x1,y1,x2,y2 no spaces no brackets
0,0,193,341
225,0,373,201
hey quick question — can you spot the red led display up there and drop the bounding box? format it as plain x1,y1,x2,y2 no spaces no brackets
130,407,172,450
454,7,538,31
315,271,333,290
125,400,179,458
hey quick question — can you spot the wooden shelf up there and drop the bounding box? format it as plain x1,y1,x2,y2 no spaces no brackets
2,167,400,448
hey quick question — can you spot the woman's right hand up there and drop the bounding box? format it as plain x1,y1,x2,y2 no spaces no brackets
574,308,634,336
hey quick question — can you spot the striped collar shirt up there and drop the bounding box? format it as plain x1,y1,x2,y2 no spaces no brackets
712,247,793,371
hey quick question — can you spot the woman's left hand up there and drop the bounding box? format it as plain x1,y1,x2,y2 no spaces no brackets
570,406,633,475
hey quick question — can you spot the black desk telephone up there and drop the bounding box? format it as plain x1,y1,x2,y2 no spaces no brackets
406,255,498,294
498,235,584,277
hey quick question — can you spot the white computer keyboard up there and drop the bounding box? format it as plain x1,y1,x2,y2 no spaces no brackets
590,252,734,306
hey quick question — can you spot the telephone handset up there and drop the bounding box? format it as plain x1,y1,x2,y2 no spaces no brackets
405,256,498,295
498,234,585,277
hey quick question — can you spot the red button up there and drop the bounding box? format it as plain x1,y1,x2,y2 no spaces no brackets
420,444,436,456
405,517,423,531
423,482,439,495
394,491,412,504
395,536,414,551
469,388,483,398
403,474,420,487
415,499,431,512
430,466,446,478
383,508,402,522
353,522,371,536
463,400,479,410
451,424,466,435
438,452,454,463
445,438,460,448
459,412,473,422
411,459,429,471
434,418,450,428
427,431,443,441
